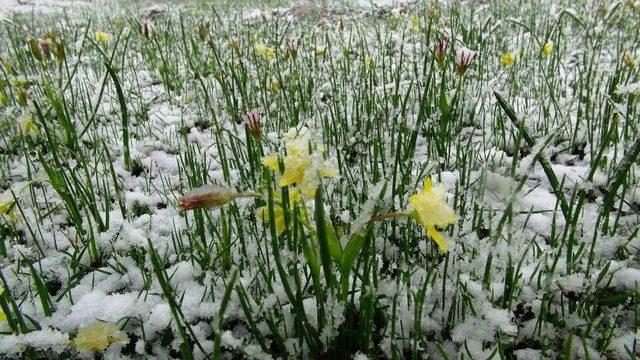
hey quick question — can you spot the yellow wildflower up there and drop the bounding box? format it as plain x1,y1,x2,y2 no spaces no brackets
262,154,280,171
0,192,17,225
500,52,516,67
542,42,553,57
74,321,128,352
257,188,302,236
408,178,457,252
270,77,281,92
262,127,337,198
94,31,110,43
255,43,275,59
19,114,39,138
364,56,374,69
410,15,419,30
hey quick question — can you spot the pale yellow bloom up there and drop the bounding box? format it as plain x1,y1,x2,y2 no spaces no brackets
364,57,374,69
255,43,275,59
94,31,110,43
542,42,553,57
262,127,337,198
500,52,516,67
257,188,302,236
74,322,127,352
19,114,39,137
315,46,326,57
270,77,281,92
409,178,457,252
262,154,279,171
410,15,419,30
0,192,17,225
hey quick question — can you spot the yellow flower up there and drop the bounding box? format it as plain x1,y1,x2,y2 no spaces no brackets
0,192,17,225
94,31,110,43
270,77,281,92
364,57,374,69
542,42,553,57
500,52,515,67
262,127,337,198
255,43,275,59
74,322,127,352
19,114,39,138
408,178,457,252
410,15,419,30
257,188,302,236
262,154,280,171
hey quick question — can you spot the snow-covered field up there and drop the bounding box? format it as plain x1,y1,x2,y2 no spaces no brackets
0,0,639,358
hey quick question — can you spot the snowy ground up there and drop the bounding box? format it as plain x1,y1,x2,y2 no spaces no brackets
0,0,639,359
0,0,90,17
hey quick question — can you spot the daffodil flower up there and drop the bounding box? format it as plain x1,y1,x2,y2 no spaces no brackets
257,188,303,236
0,191,17,225
270,77,281,92
262,127,337,198
74,321,128,352
255,43,275,59
500,52,515,67
19,114,39,138
410,15,420,31
408,178,457,252
94,31,110,43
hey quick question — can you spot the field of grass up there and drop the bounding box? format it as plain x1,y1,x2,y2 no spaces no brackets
0,0,639,358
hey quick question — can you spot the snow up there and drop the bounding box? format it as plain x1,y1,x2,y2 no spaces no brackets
0,0,638,358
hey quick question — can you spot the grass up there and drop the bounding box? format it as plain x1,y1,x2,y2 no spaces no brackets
0,0,639,358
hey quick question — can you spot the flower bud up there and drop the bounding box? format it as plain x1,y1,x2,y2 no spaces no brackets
455,47,476,76
285,37,300,59
179,185,237,211
141,21,150,39
40,38,52,59
17,88,28,107
622,52,635,68
428,5,437,19
27,36,43,61
197,21,209,42
241,108,262,139
55,39,65,63
228,37,240,51
434,38,447,69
